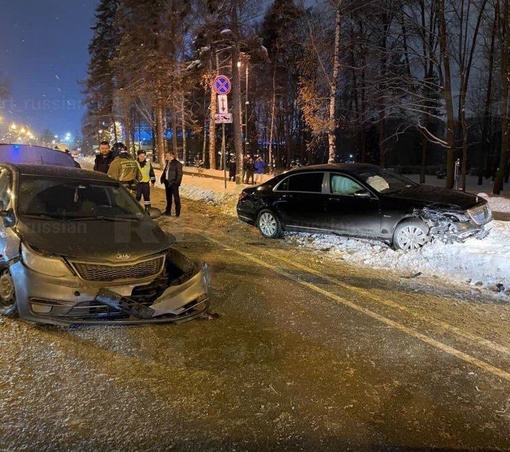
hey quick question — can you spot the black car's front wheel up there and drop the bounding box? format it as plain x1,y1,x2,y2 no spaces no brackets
393,219,429,251
257,210,282,239
0,268,18,317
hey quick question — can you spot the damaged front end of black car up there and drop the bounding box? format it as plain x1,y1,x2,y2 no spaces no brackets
414,202,493,245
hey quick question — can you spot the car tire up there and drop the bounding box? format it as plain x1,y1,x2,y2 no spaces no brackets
393,219,429,251
0,267,18,317
257,210,282,239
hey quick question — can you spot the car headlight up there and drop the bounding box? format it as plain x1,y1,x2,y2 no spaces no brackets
21,243,73,277
452,212,470,222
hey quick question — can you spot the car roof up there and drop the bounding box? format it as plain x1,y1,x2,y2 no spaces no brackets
284,163,381,175
2,163,113,182
0,143,80,168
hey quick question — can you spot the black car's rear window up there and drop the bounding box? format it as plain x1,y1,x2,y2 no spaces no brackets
277,172,324,193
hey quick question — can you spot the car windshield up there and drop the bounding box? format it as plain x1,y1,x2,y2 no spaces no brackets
357,168,417,194
16,175,145,220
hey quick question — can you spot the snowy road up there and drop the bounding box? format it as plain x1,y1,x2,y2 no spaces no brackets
2,192,510,450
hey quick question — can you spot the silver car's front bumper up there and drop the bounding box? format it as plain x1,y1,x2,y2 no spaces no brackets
10,259,210,326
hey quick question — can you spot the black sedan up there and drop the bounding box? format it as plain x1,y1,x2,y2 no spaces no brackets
236,163,493,251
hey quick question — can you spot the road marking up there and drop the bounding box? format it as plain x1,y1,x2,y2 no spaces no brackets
205,236,510,382
269,252,510,357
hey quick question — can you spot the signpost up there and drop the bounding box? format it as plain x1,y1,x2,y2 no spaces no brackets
213,75,232,188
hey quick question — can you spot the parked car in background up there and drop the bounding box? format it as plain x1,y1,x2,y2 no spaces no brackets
236,163,493,251
0,163,210,326
0,143,80,168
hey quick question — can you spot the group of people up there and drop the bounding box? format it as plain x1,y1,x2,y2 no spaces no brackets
93,142,271,216
227,155,266,184
93,141,183,217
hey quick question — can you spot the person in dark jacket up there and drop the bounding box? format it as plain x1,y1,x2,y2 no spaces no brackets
93,141,115,173
160,151,183,216
229,156,236,182
244,157,255,184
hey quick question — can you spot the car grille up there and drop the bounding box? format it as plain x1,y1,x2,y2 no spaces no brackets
468,204,492,225
70,256,165,282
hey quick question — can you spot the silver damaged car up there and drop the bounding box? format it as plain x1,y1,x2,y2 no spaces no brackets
0,164,210,326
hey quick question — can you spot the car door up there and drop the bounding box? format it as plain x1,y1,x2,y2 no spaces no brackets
274,172,327,231
323,172,382,237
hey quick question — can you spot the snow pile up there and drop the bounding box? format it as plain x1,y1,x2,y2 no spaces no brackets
286,221,510,296
180,184,240,208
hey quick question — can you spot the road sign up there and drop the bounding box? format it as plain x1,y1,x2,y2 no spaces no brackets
213,75,231,94
217,94,228,113
215,113,233,124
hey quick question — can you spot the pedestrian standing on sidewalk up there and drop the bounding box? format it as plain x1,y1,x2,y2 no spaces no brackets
229,156,236,182
160,151,183,216
244,156,255,184
254,155,266,184
242,154,250,183
135,150,156,213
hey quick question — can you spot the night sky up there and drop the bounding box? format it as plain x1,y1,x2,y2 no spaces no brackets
0,0,98,140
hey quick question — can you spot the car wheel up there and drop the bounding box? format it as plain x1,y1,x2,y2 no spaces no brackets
257,210,282,239
393,219,429,251
0,268,18,317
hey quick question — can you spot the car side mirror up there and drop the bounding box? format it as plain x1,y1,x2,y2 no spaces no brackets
147,207,162,219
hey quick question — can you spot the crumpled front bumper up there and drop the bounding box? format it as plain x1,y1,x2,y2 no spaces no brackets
95,262,211,322
12,259,211,326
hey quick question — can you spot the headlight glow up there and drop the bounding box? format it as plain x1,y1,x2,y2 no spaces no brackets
21,244,73,277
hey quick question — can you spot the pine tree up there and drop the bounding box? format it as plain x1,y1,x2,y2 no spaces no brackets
82,0,122,144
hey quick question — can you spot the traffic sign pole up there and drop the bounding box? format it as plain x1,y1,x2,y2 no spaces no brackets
212,75,231,189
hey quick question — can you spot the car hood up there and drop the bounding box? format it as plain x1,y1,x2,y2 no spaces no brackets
16,218,173,262
382,185,484,210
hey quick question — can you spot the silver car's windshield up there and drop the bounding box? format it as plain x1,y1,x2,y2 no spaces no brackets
16,175,145,220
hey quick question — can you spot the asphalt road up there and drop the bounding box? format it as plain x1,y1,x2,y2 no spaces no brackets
1,191,509,451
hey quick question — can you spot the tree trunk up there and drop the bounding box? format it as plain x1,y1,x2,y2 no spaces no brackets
328,4,341,164
438,0,457,189
478,8,497,184
494,0,510,194
209,86,217,169
181,96,187,166
155,104,165,165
